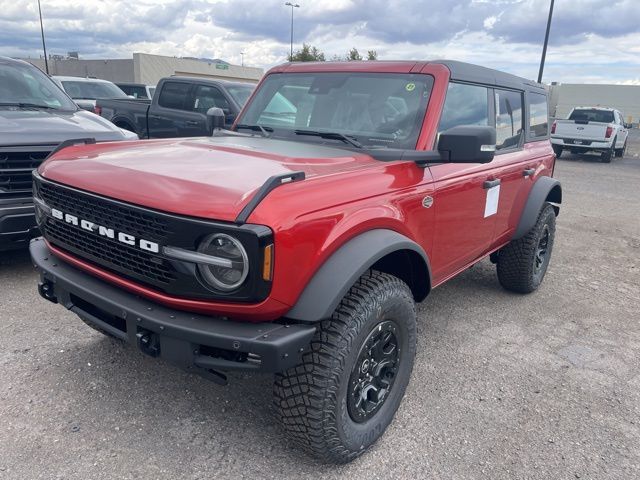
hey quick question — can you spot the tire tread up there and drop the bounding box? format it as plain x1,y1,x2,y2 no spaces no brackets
273,270,415,463
497,203,556,293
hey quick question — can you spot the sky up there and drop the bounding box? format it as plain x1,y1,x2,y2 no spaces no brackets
1,0,639,84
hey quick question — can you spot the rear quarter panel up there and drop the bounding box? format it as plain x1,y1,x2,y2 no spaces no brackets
99,98,150,137
494,140,556,248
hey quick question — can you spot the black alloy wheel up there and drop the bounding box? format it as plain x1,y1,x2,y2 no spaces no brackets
347,320,401,423
533,224,550,276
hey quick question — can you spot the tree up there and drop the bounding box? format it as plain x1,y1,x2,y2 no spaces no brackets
289,44,326,62
347,47,363,61
339,48,377,61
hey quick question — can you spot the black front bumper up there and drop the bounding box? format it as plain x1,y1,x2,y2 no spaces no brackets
30,238,315,383
0,199,37,251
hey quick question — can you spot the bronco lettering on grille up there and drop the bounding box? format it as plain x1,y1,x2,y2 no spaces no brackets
50,207,159,253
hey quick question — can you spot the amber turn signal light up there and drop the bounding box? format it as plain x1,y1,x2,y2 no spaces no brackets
262,244,274,281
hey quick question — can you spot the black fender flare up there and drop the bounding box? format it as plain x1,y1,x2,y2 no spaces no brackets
284,229,432,323
513,176,562,240
111,117,137,134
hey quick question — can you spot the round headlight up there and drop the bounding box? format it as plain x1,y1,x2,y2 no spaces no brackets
197,233,249,292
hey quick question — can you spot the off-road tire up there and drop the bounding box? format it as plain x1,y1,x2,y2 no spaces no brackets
615,139,627,158
274,270,417,463
496,203,556,293
601,141,615,163
552,145,563,158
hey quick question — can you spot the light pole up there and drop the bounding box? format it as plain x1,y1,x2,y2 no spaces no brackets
37,0,49,74
285,2,299,60
537,0,555,83
240,52,244,66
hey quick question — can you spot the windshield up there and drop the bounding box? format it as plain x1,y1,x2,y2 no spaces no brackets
237,72,434,149
60,80,127,100
569,109,615,123
0,61,77,110
226,84,254,107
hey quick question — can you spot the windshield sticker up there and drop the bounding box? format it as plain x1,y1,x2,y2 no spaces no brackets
405,83,416,92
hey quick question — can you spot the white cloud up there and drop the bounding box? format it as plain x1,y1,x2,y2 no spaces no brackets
483,16,498,29
1,0,639,83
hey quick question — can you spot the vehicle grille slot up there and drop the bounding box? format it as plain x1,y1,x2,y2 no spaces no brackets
0,147,52,196
37,179,178,288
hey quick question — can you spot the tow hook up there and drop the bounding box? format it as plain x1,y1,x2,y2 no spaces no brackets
38,280,58,303
136,330,160,357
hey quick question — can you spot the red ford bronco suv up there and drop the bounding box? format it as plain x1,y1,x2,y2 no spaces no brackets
30,60,561,463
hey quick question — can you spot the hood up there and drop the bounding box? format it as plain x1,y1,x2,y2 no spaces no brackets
39,135,379,222
0,108,134,146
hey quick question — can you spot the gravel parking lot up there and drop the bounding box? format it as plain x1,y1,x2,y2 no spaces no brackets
1,132,639,480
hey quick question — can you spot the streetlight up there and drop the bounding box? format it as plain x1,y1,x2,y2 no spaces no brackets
285,2,300,61
537,0,555,83
240,52,244,67
37,0,49,74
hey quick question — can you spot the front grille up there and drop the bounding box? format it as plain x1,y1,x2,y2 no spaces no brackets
45,219,176,285
34,174,273,302
37,179,178,289
39,181,171,242
0,146,53,197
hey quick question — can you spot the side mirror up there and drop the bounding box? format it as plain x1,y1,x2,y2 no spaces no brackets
438,125,496,163
206,107,226,133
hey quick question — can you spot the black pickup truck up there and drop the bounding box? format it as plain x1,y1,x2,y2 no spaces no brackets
96,77,255,138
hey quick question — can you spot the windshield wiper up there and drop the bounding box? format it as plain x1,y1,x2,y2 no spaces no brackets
294,129,363,149
0,102,58,110
235,124,273,137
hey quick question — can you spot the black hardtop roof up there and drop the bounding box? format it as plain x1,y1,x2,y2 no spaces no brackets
166,75,254,88
433,60,546,93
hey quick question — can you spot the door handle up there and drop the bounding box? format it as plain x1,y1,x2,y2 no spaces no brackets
483,179,501,189
186,120,199,126
523,168,535,177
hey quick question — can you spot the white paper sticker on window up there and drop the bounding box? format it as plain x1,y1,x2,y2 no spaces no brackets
484,185,500,218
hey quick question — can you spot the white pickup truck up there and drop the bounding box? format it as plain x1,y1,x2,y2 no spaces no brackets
551,107,631,163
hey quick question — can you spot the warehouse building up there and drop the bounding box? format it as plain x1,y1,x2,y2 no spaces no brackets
549,83,640,124
23,53,263,85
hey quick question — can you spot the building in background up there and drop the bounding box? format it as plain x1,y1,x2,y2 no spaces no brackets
22,53,263,85
549,83,640,124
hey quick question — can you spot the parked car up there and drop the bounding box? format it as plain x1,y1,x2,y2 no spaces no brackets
0,57,137,251
30,60,561,462
116,82,156,100
551,106,631,162
96,77,255,138
52,76,129,112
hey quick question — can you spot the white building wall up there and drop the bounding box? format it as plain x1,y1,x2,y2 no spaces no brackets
22,58,135,82
21,53,263,86
549,83,640,124
134,53,263,85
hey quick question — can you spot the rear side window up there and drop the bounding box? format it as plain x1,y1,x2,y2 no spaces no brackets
528,92,548,139
192,85,230,113
614,111,622,125
495,89,523,150
158,82,191,110
438,82,489,132
129,86,148,99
